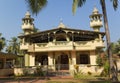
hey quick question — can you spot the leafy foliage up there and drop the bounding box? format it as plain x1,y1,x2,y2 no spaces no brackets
96,52,109,77
0,33,6,51
111,39,120,54
96,55,103,66
33,27,40,33
72,0,86,15
74,65,84,78
109,0,118,10
6,37,20,55
25,0,47,15
6,37,24,67
72,0,118,14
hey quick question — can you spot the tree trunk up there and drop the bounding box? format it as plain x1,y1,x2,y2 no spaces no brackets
101,0,118,82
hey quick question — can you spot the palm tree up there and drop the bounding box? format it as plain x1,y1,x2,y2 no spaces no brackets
25,0,47,15
0,33,6,51
6,37,20,55
6,37,24,67
72,0,118,81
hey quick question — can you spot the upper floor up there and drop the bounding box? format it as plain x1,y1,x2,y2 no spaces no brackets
18,27,105,52
18,7,105,52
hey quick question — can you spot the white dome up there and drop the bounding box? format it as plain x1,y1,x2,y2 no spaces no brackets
93,7,99,14
58,22,66,28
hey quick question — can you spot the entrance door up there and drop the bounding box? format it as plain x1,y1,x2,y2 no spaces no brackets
35,55,48,65
60,54,69,70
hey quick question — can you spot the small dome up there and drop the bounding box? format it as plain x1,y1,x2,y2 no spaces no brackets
58,22,66,28
92,7,99,14
25,11,31,18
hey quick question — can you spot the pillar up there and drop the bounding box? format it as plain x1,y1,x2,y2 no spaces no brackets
48,52,53,65
25,53,29,66
25,53,35,66
29,53,35,66
53,32,56,42
66,35,70,41
71,51,76,65
69,51,76,71
48,52,55,71
90,51,97,65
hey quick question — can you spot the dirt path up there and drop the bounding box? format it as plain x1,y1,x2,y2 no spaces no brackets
0,79,47,83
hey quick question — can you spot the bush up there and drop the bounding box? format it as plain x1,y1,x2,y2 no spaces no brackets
35,66,45,76
74,65,84,78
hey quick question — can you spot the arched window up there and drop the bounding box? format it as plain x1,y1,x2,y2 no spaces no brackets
67,32,72,41
55,30,66,41
49,33,54,42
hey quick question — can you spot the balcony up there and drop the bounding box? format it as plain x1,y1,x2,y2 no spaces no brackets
34,41,73,52
21,40,104,52
74,40,104,50
20,43,29,50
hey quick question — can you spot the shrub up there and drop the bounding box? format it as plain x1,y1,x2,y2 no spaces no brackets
35,66,45,76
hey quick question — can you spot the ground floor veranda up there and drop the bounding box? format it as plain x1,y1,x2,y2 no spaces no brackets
23,50,103,75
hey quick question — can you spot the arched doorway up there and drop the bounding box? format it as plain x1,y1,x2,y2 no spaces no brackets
56,54,69,70
35,55,48,65
60,55,68,64
60,54,69,70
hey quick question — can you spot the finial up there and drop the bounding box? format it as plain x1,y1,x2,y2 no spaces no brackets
94,5,96,8
60,18,63,23
25,10,31,18
58,18,66,28
93,6,99,14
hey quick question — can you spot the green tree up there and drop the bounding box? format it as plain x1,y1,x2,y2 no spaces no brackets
6,37,24,67
114,39,120,54
33,27,40,33
0,33,6,51
25,0,47,15
72,0,118,81
111,39,120,54
6,37,20,55
96,51,109,77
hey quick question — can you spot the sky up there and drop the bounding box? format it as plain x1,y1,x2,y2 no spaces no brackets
0,0,120,43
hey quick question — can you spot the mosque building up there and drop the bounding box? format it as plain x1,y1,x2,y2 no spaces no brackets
18,7,105,74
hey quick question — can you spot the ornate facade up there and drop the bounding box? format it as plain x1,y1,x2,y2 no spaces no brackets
19,7,105,74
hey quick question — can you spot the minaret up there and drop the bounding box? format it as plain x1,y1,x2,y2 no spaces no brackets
89,7,103,32
21,11,35,35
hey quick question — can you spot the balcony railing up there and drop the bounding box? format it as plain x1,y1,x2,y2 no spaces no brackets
36,43,48,47
53,41,70,46
21,40,104,51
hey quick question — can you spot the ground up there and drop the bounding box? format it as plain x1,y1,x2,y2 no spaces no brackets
0,75,120,83
0,77,116,83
